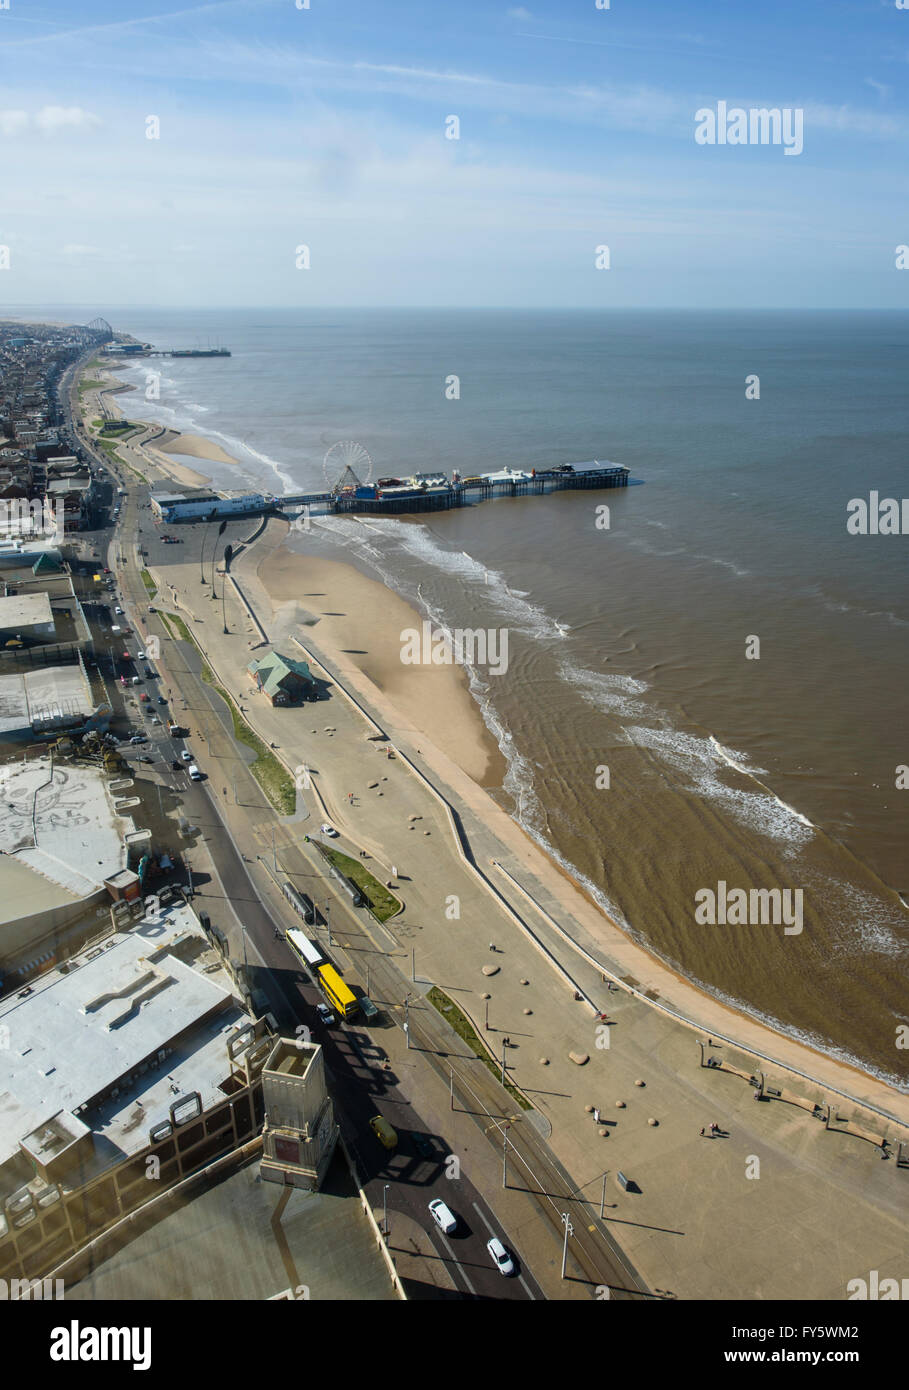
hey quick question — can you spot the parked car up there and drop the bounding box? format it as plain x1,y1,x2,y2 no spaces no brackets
129,734,147,745
486,1237,515,1276
157,696,167,705
138,755,154,764
428,1199,458,1235
315,1003,335,1027
369,1115,398,1150
320,823,339,838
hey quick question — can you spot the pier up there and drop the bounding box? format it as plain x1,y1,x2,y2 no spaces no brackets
281,461,630,518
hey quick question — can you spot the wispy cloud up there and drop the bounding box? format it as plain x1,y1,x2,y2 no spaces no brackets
0,106,101,136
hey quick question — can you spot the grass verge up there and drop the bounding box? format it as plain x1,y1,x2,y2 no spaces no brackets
161,611,192,643
200,665,296,815
321,847,402,922
140,569,157,599
427,986,533,1111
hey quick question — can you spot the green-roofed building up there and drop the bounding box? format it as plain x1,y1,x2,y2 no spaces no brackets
247,651,315,706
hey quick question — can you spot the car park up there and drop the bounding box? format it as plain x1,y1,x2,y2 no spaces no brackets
428,1199,458,1235
315,1003,335,1027
486,1237,515,1276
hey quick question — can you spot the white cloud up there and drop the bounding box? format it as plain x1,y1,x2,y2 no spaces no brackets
35,106,101,135
507,7,533,18
0,111,29,136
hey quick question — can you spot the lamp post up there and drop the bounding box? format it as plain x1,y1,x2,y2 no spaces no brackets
383,1184,390,1237
403,993,412,1050
560,1211,574,1280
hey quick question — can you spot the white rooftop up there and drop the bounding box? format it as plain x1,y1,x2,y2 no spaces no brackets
0,762,130,910
0,905,249,1175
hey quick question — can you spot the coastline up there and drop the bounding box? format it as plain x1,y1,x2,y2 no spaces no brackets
77,352,908,1115
248,525,909,1122
86,365,237,489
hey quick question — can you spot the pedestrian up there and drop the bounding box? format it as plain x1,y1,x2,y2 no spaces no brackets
489,942,495,952
593,1108,600,1125
699,1128,706,1137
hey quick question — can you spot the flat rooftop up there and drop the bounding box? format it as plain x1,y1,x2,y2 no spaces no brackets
0,760,129,905
0,590,53,631
0,905,248,1177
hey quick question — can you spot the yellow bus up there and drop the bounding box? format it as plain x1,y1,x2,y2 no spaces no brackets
317,963,358,1019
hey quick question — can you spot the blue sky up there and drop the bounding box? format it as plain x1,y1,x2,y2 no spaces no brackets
1,0,907,307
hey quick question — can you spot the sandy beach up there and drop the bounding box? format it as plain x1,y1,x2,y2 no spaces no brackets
258,546,507,788
155,431,240,467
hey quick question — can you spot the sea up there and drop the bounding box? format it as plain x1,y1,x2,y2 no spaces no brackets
57,306,909,1087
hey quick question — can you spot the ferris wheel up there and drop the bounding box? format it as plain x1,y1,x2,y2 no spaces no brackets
323,440,374,493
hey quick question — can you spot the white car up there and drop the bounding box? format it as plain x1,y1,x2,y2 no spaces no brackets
320,823,339,838
180,750,192,762
428,1199,458,1235
136,650,146,660
486,1237,515,1276
315,1003,335,1027
114,606,123,615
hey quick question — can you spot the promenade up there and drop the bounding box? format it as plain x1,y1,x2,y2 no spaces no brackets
127,518,908,1301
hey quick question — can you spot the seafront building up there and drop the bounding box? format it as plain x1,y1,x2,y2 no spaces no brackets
0,900,272,1283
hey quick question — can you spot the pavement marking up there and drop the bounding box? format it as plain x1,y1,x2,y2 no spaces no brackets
435,1229,477,1297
